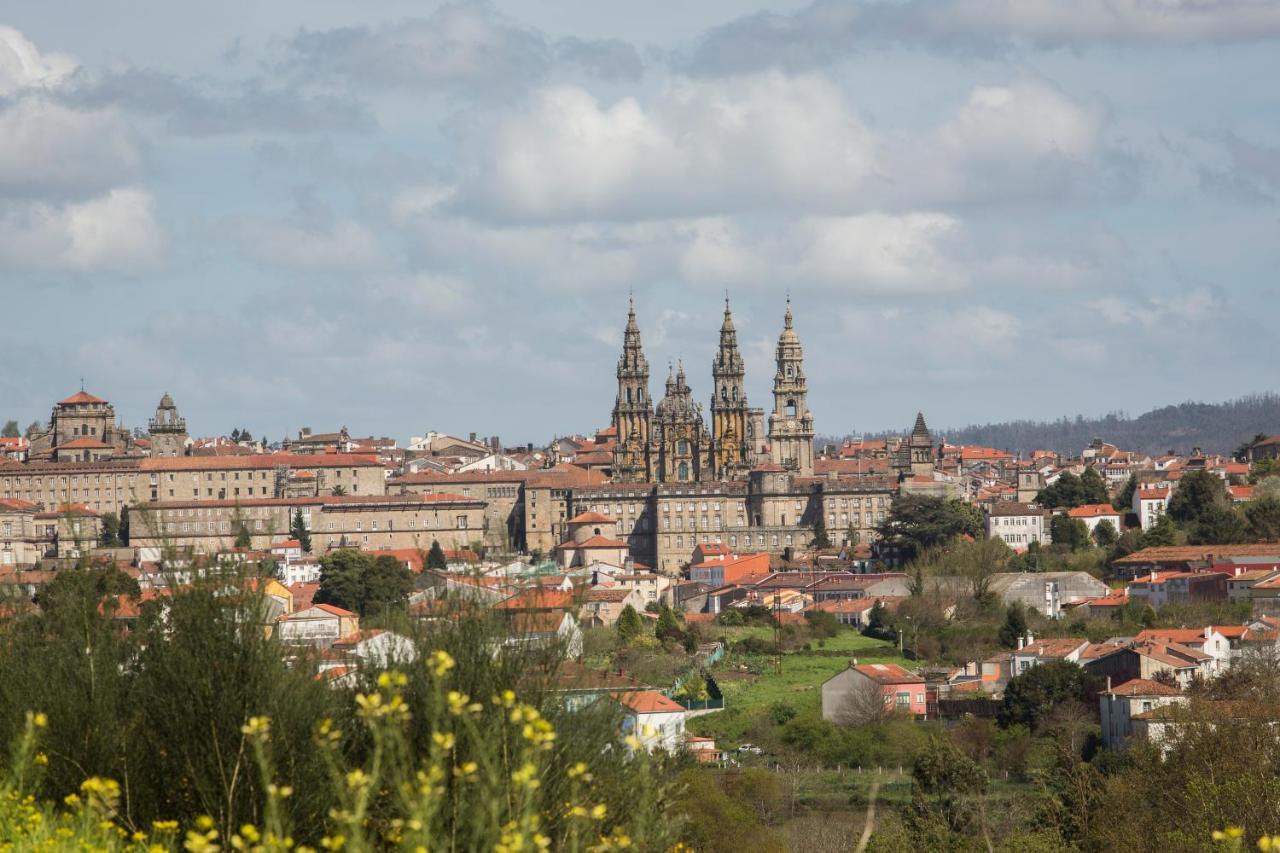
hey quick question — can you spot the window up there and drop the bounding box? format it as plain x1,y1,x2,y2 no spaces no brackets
456,516,468,529
678,462,689,481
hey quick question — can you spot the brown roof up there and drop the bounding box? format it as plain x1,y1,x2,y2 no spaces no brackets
1115,545,1280,566
567,512,616,524
611,690,685,714
851,662,924,685
59,391,108,405
1105,678,1182,697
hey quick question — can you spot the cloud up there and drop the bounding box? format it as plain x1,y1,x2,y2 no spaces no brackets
1198,131,1280,201
0,187,163,272
283,3,640,93
1091,287,1227,328
455,72,877,221
62,67,374,136
0,97,142,197
238,217,383,272
0,25,77,96
688,0,1280,73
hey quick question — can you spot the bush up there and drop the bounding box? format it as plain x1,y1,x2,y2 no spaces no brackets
768,702,797,726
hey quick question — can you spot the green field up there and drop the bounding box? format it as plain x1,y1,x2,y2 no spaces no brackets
690,626,910,743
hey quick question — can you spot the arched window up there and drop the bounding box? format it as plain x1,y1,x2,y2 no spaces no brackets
786,400,797,417
626,388,632,403
677,439,690,455
746,423,753,438
732,386,738,400
721,386,728,400
678,462,689,481
786,365,794,377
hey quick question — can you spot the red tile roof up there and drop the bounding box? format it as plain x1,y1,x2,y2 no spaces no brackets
1067,504,1122,519
1104,678,1182,697
59,391,107,405
851,662,924,685
567,512,616,524
611,690,685,714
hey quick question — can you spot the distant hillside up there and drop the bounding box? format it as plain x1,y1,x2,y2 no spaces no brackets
938,394,1280,457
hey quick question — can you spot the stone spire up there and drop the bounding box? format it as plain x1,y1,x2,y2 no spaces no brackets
767,299,815,477
712,296,750,478
611,298,653,481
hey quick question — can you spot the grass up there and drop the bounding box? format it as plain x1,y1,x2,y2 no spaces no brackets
690,626,910,743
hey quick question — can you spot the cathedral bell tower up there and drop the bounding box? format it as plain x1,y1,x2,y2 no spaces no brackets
611,297,653,482
711,297,751,480
767,299,815,477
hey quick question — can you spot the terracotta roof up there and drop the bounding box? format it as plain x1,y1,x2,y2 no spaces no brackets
1018,638,1087,659
1067,504,1122,519
851,662,923,685
567,512,616,524
1114,545,1280,566
59,391,107,405
281,603,356,620
138,452,380,472
57,437,114,450
611,690,685,714
558,535,628,550
1105,678,1182,697
584,587,634,603
1137,487,1170,499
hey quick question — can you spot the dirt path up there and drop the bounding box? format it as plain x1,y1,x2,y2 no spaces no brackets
854,780,880,853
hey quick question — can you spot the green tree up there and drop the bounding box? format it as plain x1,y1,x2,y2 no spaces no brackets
1049,515,1090,551
315,549,369,613
1250,458,1280,483
290,507,312,553
330,485,347,497
615,604,644,645
1167,469,1229,526
911,738,991,838
426,539,448,571
655,605,684,643
99,512,123,548
810,514,831,549
1246,496,1280,542
118,504,130,545
23,420,41,439
362,554,414,617
1142,513,1178,547
997,661,1094,730
1080,467,1109,505
845,525,860,547
1113,474,1137,512
1,420,19,438
877,495,984,561
864,600,895,642
233,514,252,549
1037,472,1086,509
997,603,1028,649
1187,504,1250,545
1092,519,1119,548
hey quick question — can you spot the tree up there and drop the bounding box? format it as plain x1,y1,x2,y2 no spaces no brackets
1167,469,1229,526
615,604,643,645
1250,458,1280,483
845,525,860,547
119,505,131,546
362,554,414,617
1142,513,1178,547
1036,472,1086,509
864,600,895,642
99,512,123,548
833,676,894,726
330,485,347,497
1113,474,1137,512
997,661,1094,730
1246,496,1280,542
655,605,684,643
1187,504,1250,545
1,420,18,438
230,428,241,442
877,495,984,561
315,549,370,614
1049,515,1090,551
1080,467,1109,505
810,514,831,549
233,518,252,549
997,603,1028,649
426,539,448,571
290,508,312,553
1092,519,1118,549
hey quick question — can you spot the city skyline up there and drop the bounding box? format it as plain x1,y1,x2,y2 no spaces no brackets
3,2,1279,439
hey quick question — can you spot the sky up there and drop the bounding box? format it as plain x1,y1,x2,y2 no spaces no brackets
2,1,1279,446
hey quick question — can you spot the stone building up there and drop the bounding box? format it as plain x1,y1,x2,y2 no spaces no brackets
894,412,937,479
147,393,189,458
25,391,136,463
130,493,485,558
767,300,815,477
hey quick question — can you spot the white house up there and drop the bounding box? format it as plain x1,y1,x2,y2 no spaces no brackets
1134,627,1233,675
613,690,687,752
333,629,418,668
1099,678,1186,749
455,453,529,473
1010,635,1089,676
1067,504,1124,537
276,603,359,647
985,502,1046,551
1134,487,1170,530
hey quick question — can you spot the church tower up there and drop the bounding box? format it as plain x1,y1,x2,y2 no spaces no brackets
148,392,189,458
652,361,711,483
711,297,751,480
611,298,653,482
767,299,815,476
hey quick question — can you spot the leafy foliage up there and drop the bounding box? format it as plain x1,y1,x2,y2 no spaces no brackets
426,538,448,571
997,661,1096,731
315,549,413,617
877,495,984,562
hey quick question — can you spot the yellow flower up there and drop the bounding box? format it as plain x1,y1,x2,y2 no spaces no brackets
80,777,121,817
33,752,47,766
590,804,608,820
320,836,346,851
1260,838,1276,852
428,650,456,677
196,816,217,831
453,761,479,782
153,820,180,832
345,769,371,790
377,670,408,688
432,731,456,751
267,783,293,799
183,828,220,853
240,716,271,739
28,711,48,729
447,691,470,715
511,762,541,789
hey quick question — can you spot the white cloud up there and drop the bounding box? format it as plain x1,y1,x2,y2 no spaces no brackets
1092,287,1227,328
240,219,382,272
0,98,142,197
458,72,877,220
792,213,969,292
0,25,76,96
0,187,163,272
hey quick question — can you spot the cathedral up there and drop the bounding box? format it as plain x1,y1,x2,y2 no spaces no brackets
610,297,815,483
